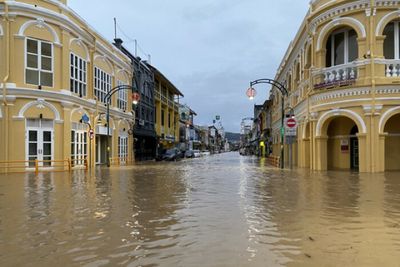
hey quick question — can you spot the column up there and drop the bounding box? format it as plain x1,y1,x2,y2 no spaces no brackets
315,136,328,171
61,102,73,170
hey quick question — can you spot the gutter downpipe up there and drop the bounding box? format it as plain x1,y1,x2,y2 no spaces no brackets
369,0,376,172
3,2,10,166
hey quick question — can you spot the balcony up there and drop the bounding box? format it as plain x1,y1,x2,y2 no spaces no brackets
382,60,400,77
313,64,357,90
155,90,161,100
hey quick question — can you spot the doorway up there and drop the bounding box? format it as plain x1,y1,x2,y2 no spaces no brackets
26,119,54,168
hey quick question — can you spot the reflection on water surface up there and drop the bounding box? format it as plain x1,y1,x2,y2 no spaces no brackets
0,153,399,266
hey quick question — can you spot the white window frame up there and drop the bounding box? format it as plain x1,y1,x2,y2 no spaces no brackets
117,80,128,111
327,28,357,66
70,53,87,97
25,38,54,87
118,135,128,164
94,67,112,104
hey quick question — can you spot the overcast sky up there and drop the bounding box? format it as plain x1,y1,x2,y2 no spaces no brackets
69,0,310,132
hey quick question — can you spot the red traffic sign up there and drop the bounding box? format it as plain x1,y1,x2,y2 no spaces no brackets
89,129,94,139
286,118,297,128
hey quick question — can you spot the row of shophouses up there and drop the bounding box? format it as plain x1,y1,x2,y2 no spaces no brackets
0,0,222,170
248,0,400,173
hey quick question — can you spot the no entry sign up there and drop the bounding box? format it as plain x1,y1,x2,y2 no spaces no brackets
286,118,296,128
284,118,297,137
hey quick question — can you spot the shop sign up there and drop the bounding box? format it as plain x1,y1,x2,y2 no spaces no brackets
341,139,349,152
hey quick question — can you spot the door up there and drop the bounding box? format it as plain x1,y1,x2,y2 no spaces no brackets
71,130,87,167
350,137,359,170
118,136,128,165
95,136,101,164
26,119,54,167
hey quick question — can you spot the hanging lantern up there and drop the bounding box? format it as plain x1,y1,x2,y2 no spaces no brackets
246,87,257,100
132,92,141,105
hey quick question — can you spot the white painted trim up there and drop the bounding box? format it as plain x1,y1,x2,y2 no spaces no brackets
117,118,131,130
94,55,115,76
95,114,116,130
4,87,134,121
316,109,367,137
3,2,131,70
316,17,366,51
70,107,90,123
18,18,61,45
69,38,90,62
116,69,130,82
16,99,62,123
376,10,400,36
379,106,400,134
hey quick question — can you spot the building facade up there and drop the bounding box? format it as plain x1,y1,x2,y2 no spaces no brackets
0,0,135,169
114,39,157,161
150,65,183,154
270,0,400,172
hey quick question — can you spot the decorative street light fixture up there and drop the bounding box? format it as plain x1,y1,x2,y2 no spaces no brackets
104,85,140,167
246,79,288,169
246,87,257,100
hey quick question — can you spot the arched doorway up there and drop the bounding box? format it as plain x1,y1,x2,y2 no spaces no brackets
326,117,359,171
384,113,400,171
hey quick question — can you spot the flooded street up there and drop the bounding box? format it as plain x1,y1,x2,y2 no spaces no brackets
0,152,400,267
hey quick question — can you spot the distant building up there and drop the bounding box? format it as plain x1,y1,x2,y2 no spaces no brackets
149,65,183,154
114,39,157,161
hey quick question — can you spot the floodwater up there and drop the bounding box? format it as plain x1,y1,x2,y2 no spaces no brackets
0,152,399,267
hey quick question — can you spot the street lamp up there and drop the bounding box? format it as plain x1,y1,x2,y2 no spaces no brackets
104,85,140,167
246,79,288,169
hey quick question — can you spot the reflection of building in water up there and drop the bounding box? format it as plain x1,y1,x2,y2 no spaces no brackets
268,0,400,172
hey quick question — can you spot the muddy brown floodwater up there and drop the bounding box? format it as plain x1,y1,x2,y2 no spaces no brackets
0,152,400,267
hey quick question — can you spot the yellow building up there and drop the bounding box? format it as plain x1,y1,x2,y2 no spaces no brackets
150,65,183,151
271,0,400,172
0,0,135,170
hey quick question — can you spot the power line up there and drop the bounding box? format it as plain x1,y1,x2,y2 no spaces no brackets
115,20,151,61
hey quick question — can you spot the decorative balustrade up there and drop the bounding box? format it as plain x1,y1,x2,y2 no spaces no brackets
383,60,400,77
313,64,357,89
155,90,161,100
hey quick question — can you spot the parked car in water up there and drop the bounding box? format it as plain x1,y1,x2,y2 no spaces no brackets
185,150,195,158
201,150,211,156
193,150,202,158
162,148,182,161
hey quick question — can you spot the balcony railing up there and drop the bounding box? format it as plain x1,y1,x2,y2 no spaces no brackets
155,90,161,100
384,60,400,77
313,63,357,89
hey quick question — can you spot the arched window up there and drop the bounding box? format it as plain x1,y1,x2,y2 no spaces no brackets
325,27,358,67
383,21,400,59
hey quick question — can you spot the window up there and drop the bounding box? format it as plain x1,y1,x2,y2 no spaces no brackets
70,53,87,97
161,109,165,126
326,28,358,67
168,112,171,128
94,67,112,104
117,80,127,111
26,38,53,87
118,136,128,164
383,21,400,59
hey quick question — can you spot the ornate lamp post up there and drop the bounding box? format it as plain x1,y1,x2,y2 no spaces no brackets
246,79,288,169
105,85,140,167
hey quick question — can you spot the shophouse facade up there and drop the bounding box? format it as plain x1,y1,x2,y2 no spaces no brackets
114,38,157,161
270,0,400,172
150,65,183,154
0,0,135,170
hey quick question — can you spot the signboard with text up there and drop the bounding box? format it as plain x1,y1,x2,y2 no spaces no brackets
284,118,297,137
